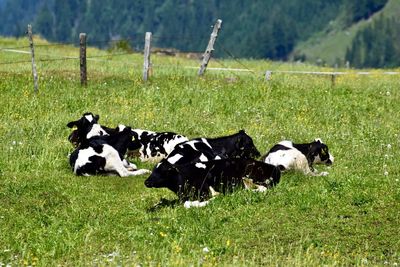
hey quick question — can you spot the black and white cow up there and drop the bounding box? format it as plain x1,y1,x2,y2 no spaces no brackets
163,130,261,166
67,113,188,163
69,127,150,177
262,138,334,176
144,158,281,207
67,112,118,147
128,129,188,163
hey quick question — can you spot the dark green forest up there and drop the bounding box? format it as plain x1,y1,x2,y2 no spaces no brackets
1,0,398,68
346,15,400,68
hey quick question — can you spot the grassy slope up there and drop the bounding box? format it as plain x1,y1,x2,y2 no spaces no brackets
0,37,400,266
291,0,400,66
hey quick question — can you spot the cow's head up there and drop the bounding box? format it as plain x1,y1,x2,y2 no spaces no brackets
67,113,102,146
234,130,261,158
144,160,182,193
309,138,334,165
67,112,99,130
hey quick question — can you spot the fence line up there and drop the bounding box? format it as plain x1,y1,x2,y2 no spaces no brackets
265,70,400,76
216,42,256,75
1,48,31,54
2,46,400,76
1,24,399,90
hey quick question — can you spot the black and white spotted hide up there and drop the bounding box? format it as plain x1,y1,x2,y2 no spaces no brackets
262,138,334,176
144,158,280,207
67,112,117,147
69,127,149,177
128,129,188,163
164,130,261,166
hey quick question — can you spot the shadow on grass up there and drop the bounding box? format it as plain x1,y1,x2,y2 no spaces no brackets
147,198,181,212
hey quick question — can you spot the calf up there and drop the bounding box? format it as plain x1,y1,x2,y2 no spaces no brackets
128,129,188,163
144,158,281,207
69,127,149,177
164,130,261,166
67,113,187,163
262,138,334,176
67,112,117,147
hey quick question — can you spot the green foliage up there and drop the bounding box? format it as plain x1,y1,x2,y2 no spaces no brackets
346,15,400,68
344,0,388,25
291,0,399,68
107,39,133,53
0,37,400,265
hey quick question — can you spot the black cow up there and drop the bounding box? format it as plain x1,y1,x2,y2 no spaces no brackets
69,127,149,177
144,158,281,207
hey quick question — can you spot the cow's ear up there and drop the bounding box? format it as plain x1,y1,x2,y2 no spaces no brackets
239,129,245,134
314,138,322,143
67,121,77,128
94,114,100,121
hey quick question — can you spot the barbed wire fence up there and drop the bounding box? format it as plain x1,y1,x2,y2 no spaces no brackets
1,19,399,93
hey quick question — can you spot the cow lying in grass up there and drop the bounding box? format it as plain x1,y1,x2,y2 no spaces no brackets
67,112,188,163
128,129,188,163
67,112,116,147
262,138,334,176
69,127,150,177
164,130,261,166
67,112,137,170
144,158,281,208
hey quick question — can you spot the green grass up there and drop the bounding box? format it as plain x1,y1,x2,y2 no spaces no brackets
0,36,399,266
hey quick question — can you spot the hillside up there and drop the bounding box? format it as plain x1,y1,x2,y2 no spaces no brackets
291,0,400,67
0,0,398,68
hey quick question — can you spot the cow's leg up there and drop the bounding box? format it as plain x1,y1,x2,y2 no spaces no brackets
242,177,254,189
209,186,220,197
122,159,137,171
126,169,151,176
243,178,268,192
293,156,328,176
183,199,210,208
103,149,137,177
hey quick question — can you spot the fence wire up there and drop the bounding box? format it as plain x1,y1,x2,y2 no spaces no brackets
2,31,398,80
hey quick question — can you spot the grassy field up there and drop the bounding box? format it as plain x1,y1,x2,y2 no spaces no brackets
0,36,399,266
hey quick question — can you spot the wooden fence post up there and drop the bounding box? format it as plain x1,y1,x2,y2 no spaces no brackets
143,32,152,82
27,24,38,93
79,33,87,86
198,19,222,76
331,74,336,87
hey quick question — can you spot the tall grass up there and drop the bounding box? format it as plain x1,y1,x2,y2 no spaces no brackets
0,37,399,266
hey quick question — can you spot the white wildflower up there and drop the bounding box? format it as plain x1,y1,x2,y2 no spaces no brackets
202,247,210,253
384,171,389,176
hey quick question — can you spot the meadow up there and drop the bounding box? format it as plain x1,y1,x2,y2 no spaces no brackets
0,36,399,266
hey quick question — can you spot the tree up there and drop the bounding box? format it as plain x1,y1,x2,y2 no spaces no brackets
35,4,54,40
